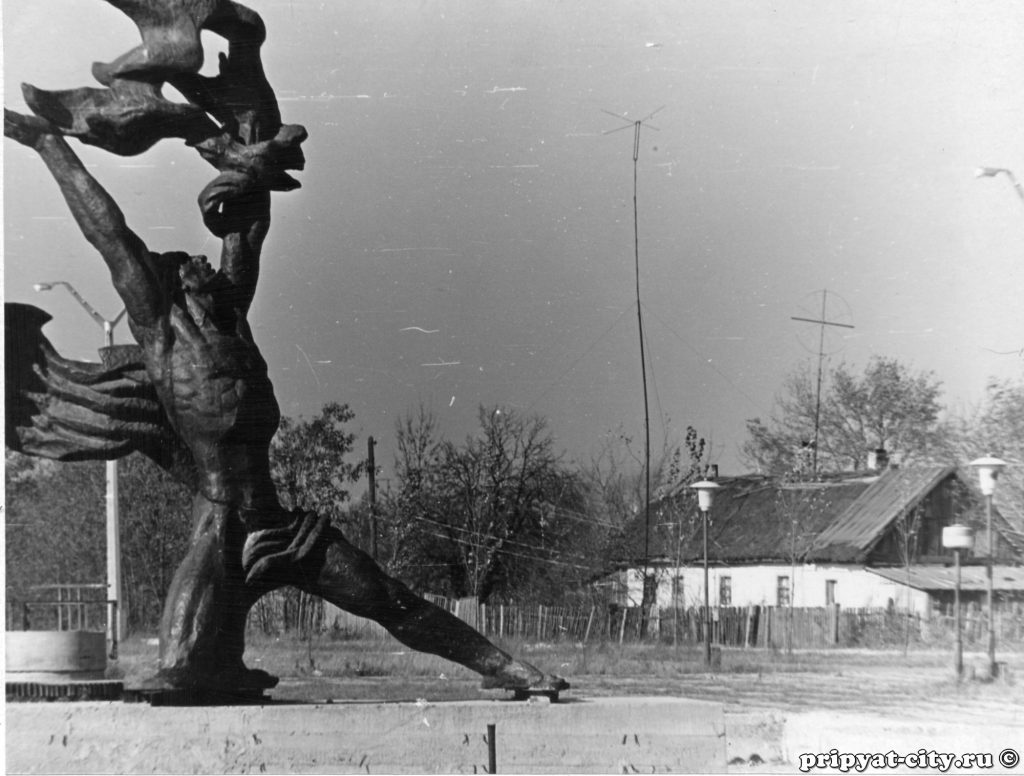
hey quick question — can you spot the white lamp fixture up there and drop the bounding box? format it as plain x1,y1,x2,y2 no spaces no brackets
942,524,975,550
690,480,720,512
970,456,1007,496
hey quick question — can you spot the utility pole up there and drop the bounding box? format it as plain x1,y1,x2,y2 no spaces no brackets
368,436,377,560
603,105,664,637
791,289,855,477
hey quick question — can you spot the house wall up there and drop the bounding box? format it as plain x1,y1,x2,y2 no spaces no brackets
615,563,932,612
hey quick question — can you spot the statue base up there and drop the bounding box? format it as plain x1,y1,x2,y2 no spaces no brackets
6,695,725,773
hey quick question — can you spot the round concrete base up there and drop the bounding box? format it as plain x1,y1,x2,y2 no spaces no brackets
6,631,107,680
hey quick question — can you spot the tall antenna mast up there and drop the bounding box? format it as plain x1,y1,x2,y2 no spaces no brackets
604,106,663,625
791,289,855,476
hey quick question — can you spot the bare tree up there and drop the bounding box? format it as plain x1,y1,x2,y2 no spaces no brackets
388,405,591,602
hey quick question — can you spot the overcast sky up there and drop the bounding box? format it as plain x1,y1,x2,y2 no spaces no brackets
4,0,1024,479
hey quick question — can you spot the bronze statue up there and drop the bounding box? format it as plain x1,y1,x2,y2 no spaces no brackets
5,0,567,699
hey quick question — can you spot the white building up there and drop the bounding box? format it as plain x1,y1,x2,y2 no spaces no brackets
609,465,1023,615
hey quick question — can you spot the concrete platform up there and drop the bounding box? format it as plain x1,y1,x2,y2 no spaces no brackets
5,696,725,774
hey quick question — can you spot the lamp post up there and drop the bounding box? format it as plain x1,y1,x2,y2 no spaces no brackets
35,281,127,656
969,455,1006,678
690,479,720,669
975,167,1024,205
942,524,974,680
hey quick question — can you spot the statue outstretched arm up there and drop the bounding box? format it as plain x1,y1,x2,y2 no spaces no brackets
4,110,167,328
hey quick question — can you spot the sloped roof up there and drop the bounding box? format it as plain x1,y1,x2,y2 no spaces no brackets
617,474,874,565
613,466,1007,568
806,466,956,563
868,565,1024,592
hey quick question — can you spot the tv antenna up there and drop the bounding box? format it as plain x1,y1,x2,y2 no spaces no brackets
791,289,855,476
603,105,664,628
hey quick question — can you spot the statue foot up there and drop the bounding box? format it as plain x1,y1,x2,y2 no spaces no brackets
479,659,570,692
138,664,279,694
4,107,54,147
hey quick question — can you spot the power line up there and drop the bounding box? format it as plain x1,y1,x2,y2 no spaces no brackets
403,511,602,566
411,526,598,572
524,305,633,415
644,307,767,414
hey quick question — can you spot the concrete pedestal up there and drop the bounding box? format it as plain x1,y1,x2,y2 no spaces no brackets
6,696,725,774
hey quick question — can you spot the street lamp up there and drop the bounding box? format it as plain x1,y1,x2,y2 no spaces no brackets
969,455,1007,678
35,281,128,656
690,479,720,669
975,166,1024,205
942,524,974,681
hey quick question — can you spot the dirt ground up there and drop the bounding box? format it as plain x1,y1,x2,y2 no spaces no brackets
264,645,1023,717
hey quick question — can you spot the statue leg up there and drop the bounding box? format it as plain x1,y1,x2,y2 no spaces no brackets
145,495,276,692
244,515,568,692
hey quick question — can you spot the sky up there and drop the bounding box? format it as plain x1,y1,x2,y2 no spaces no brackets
4,0,1024,483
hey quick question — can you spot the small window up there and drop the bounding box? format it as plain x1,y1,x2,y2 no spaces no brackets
777,575,791,606
719,576,732,606
825,579,837,606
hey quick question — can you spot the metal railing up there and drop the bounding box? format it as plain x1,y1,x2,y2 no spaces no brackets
6,584,109,633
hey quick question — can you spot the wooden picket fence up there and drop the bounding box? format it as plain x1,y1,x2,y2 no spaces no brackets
593,603,1024,649
252,591,1024,650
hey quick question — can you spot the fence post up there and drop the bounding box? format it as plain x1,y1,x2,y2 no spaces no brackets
832,604,840,645
583,606,595,644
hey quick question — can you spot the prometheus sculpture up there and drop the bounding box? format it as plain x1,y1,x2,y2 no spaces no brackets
5,0,567,701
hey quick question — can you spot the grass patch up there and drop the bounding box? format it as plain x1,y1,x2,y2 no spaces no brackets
111,632,1024,705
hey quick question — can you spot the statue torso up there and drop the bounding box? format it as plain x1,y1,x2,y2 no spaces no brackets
132,288,282,491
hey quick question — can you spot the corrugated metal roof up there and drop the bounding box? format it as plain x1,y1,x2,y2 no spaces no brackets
806,466,956,563
868,565,1024,592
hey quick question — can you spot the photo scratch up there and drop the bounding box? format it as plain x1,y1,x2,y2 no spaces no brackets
295,344,322,390
401,326,440,334
421,361,461,367
279,93,371,102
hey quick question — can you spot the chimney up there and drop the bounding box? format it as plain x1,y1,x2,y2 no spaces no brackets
867,448,889,472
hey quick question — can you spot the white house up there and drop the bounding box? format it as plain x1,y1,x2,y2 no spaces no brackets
609,465,1024,615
